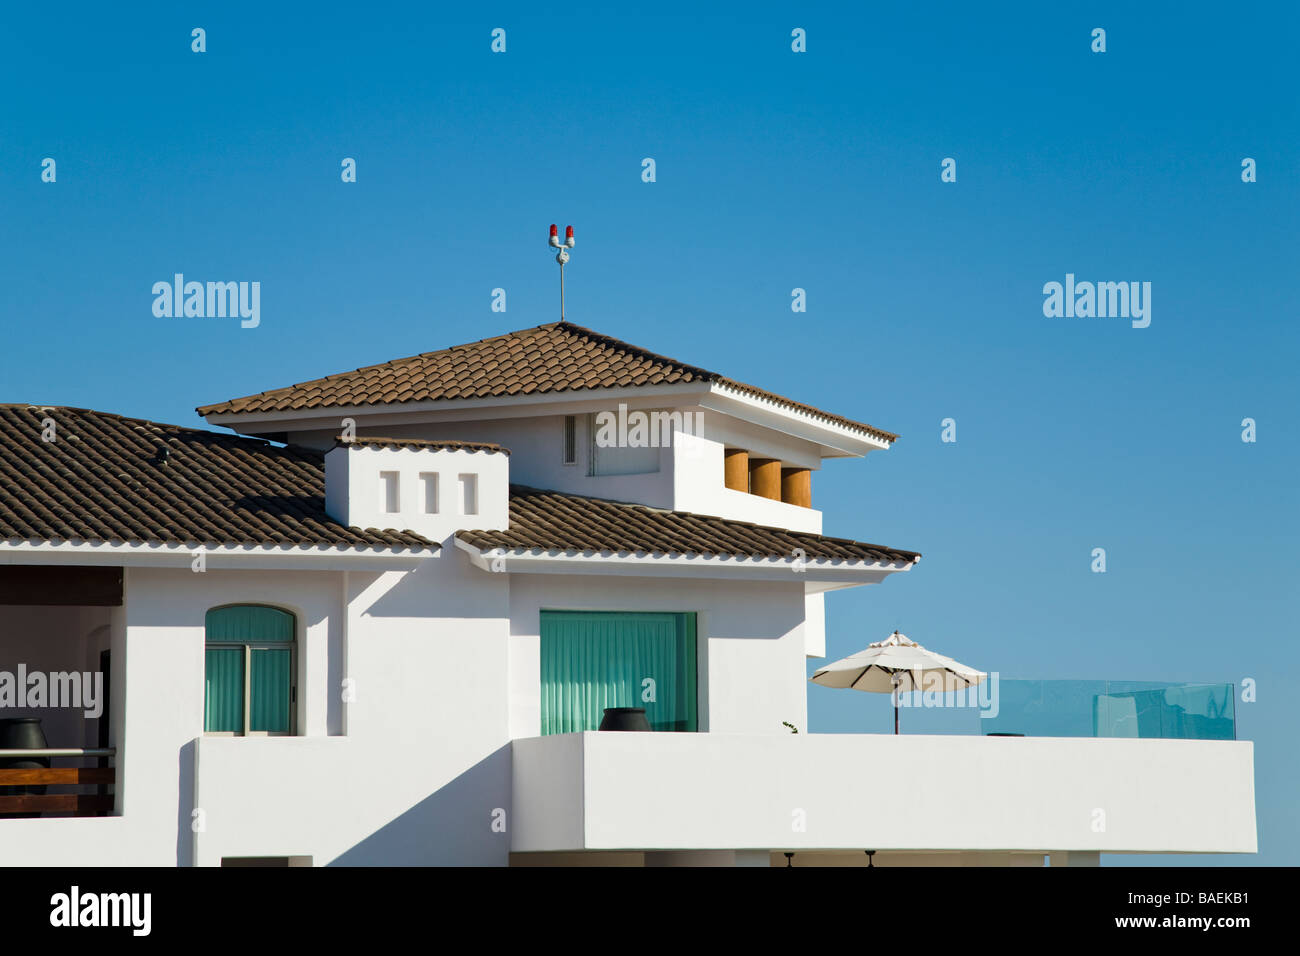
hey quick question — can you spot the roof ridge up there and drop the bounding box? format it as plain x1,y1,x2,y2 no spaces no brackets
548,321,720,382
414,321,560,358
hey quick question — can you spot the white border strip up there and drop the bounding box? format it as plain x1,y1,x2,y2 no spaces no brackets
454,537,917,583
709,382,894,448
0,538,435,569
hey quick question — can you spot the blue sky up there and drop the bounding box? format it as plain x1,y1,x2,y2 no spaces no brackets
2,3,1295,864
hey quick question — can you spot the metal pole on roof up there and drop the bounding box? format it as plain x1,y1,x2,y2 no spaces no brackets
549,224,575,321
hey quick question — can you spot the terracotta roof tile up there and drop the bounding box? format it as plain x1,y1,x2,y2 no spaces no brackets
456,486,919,563
0,405,433,550
197,322,897,442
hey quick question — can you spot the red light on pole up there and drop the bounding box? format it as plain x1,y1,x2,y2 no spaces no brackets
548,223,575,320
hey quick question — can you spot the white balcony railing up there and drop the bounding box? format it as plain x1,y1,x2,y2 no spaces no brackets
512,732,1257,856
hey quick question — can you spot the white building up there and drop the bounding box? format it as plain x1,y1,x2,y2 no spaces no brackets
0,322,1256,866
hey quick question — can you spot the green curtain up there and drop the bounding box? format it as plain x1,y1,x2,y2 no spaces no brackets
250,648,292,733
205,647,245,733
205,605,294,642
541,611,697,734
204,606,294,733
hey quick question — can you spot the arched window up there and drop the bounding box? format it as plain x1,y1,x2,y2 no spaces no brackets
204,605,296,735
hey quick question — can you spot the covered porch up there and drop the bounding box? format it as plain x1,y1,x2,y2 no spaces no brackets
0,565,122,819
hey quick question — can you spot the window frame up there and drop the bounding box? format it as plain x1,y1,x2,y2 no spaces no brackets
204,605,298,738
538,609,699,734
586,412,661,477
562,415,578,466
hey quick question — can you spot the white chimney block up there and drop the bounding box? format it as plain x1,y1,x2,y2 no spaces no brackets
324,439,510,543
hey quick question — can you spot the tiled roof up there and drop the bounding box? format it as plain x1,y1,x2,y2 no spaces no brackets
0,405,433,550
0,405,910,562
457,486,920,563
197,322,898,442
341,436,509,454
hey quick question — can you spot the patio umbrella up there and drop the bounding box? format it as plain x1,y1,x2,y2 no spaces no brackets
809,630,986,734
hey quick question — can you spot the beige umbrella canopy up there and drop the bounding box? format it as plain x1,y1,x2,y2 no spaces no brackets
809,630,986,734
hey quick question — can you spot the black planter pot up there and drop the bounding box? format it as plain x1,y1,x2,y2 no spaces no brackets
599,707,652,732
0,718,50,817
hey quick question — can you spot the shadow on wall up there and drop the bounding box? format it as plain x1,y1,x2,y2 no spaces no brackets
329,744,512,866
177,739,196,866
362,547,505,621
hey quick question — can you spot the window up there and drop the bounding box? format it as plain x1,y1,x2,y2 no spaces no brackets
562,415,577,465
586,413,660,476
540,611,698,734
205,605,296,735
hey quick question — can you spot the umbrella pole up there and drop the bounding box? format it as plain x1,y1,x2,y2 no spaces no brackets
891,672,901,735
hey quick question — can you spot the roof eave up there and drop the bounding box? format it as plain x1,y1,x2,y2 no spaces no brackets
196,382,716,433
703,384,894,457
0,539,437,570
453,537,916,584
199,381,895,460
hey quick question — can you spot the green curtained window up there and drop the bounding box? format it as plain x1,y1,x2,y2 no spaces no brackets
204,647,245,733
205,605,296,734
540,611,697,734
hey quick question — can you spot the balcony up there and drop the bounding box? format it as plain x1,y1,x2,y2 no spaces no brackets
0,748,116,818
511,730,1256,860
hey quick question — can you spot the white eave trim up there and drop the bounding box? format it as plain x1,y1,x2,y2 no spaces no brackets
705,383,894,455
199,381,895,459
0,539,436,569
198,382,713,431
454,537,916,585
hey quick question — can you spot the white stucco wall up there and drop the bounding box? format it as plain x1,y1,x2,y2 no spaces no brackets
803,593,826,658
507,574,809,739
190,552,513,866
0,555,1259,865
325,443,510,543
672,429,822,533
302,414,676,512
1,553,816,866
512,732,1259,855
290,405,827,532
0,553,514,867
